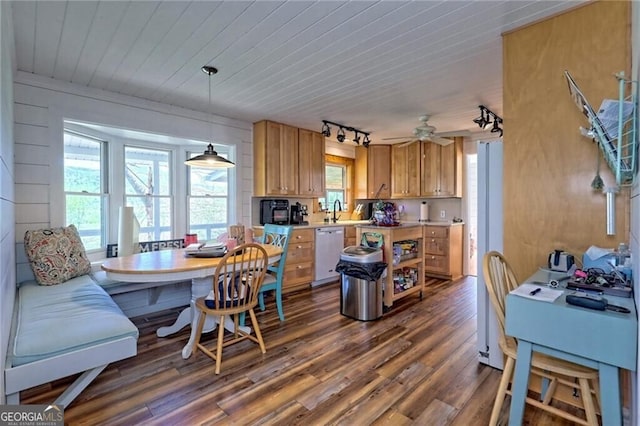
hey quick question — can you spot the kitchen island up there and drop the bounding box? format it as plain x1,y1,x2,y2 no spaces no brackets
355,223,424,309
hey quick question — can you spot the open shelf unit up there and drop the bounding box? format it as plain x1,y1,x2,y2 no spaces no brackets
566,70,638,186
356,224,424,309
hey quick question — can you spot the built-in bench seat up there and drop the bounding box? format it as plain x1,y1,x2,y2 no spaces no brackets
91,269,187,305
4,275,139,406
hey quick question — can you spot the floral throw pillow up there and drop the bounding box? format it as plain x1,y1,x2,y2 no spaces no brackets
24,224,92,285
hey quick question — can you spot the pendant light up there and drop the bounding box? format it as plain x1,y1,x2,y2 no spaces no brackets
185,65,235,168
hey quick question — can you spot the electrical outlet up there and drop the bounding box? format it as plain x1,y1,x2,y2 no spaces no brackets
440,210,446,219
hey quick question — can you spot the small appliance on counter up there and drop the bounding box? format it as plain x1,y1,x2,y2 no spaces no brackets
547,249,575,272
259,199,289,225
290,202,309,225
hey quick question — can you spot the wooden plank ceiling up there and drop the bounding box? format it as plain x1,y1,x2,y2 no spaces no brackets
12,0,584,143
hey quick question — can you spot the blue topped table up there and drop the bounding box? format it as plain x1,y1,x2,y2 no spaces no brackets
505,269,637,425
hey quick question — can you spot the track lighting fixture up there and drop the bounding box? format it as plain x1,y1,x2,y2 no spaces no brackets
473,105,503,137
320,120,371,147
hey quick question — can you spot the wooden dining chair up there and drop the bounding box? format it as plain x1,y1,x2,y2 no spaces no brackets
483,251,600,426
257,224,292,322
191,243,268,374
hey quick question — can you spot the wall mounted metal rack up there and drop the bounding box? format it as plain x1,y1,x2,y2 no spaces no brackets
565,70,638,186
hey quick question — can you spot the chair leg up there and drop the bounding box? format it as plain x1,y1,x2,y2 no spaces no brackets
490,356,515,426
214,314,226,375
258,291,267,312
578,377,599,426
248,309,266,353
275,286,285,322
192,309,206,356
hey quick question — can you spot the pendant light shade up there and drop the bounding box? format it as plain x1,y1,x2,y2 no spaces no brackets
185,65,235,168
185,143,235,168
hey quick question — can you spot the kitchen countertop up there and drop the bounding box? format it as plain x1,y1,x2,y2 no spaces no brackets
254,220,464,229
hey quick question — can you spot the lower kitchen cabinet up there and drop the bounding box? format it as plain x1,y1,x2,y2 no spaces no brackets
344,225,357,247
283,228,315,292
423,224,463,280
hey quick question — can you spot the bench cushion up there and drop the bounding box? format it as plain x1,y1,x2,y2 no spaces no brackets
12,276,139,367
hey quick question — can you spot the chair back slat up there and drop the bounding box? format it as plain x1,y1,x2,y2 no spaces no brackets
261,224,292,274
482,251,520,346
208,243,268,313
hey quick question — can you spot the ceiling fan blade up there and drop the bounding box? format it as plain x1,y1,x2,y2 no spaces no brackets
426,135,455,146
435,130,471,137
381,136,415,140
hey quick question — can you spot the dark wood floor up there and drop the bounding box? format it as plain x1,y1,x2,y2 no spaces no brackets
23,276,584,425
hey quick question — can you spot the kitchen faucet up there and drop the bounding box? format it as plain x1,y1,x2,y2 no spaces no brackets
332,200,342,223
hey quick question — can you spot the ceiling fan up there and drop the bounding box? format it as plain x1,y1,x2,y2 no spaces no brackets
382,115,469,146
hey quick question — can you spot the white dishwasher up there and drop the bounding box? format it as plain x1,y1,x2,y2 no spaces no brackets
313,226,344,286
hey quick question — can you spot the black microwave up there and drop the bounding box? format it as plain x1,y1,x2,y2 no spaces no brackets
259,199,289,225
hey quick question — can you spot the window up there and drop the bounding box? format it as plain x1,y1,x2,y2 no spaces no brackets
124,146,172,242
325,164,346,208
63,131,107,250
62,120,236,256
187,149,230,241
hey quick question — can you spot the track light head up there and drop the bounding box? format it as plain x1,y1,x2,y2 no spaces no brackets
363,134,371,147
473,106,486,128
321,121,331,137
337,127,346,143
491,117,503,137
353,131,360,144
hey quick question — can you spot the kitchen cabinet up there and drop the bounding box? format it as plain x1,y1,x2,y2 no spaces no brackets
298,129,325,197
356,224,424,309
355,145,391,199
283,228,315,292
421,137,462,197
423,224,463,280
253,120,299,196
391,141,421,198
344,225,357,247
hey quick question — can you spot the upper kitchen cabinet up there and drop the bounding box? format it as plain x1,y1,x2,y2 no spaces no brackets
355,145,391,199
391,141,421,198
298,129,326,197
253,120,299,196
421,137,462,197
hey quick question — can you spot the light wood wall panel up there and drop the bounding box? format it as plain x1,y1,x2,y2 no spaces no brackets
503,1,631,279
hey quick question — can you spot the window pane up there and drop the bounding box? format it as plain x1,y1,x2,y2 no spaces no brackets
65,194,105,250
125,146,172,241
127,196,172,242
125,146,170,196
189,197,228,241
64,132,103,193
326,165,345,189
64,131,106,249
189,167,228,196
326,190,345,208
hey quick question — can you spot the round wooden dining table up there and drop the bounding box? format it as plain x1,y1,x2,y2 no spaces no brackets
102,244,282,359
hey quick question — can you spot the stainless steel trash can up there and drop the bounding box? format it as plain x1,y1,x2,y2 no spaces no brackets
339,246,385,321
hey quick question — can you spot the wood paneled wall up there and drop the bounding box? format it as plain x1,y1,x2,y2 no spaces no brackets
503,1,631,279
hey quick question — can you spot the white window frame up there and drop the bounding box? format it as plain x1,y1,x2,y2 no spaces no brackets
60,121,236,260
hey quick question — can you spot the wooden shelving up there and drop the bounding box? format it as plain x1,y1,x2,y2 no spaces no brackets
355,224,424,309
